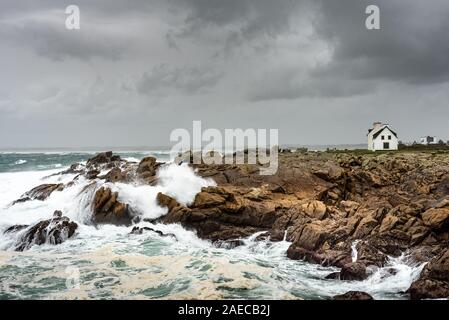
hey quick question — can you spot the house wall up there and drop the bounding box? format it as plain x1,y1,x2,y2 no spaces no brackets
372,128,398,150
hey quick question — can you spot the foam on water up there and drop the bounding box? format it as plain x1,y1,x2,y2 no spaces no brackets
0,156,425,300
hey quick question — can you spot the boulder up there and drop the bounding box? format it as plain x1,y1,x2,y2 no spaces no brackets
13,211,78,251
86,151,121,169
333,291,374,300
301,200,327,220
339,262,368,281
193,192,226,208
421,208,449,229
130,226,176,239
12,183,64,205
91,187,132,225
408,249,449,299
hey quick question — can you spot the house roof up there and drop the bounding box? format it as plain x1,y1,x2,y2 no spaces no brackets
372,126,398,139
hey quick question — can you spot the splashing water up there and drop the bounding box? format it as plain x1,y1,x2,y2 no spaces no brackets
0,152,425,300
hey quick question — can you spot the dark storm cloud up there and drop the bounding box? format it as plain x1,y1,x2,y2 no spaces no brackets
313,0,449,84
1,0,449,148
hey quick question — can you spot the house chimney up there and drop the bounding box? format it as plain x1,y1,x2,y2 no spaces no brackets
373,122,382,130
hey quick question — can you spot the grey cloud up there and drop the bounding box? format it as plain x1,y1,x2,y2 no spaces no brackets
136,64,223,95
313,0,449,84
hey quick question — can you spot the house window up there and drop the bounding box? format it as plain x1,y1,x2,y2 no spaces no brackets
388,135,391,140
381,135,385,140
383,142,390,149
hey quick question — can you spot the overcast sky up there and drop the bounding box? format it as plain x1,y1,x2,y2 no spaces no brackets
1,0,448,149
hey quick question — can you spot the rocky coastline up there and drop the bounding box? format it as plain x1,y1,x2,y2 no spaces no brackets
4,150,449,300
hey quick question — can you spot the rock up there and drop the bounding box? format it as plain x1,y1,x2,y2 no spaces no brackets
333,291,374,300
352,216,378,239
213,239,245,249
86,151,121,169
293,223,329,251
379,214,400,233
156,192,180,212
339,262,368,281
85,169,100,180
12,183,64,205
301,200,327,220
130,226,176,239
91,187,132,225
193,192,226,208
103,168,125,183
421,208,449,229
408,249,449,299
408,279,449,300
14,211,78,251
137,156,157,174
4,225,28,234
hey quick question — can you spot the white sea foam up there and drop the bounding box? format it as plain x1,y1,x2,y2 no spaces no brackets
13,159,27,165
0,160,425,300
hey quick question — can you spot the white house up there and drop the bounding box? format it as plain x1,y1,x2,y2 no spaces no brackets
367,122,398,151
420,136,437,145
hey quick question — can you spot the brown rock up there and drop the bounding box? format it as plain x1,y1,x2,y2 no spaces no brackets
302,200,327,220
333,291,374,300
421,208,449,229
193,192,226,208
14,211,78,251
91,187,131,225
339,262,368,281
12,183,64,205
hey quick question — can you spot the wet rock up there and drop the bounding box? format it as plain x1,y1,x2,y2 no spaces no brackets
14,211,78,251
86,170,100,180
91,187,132,225
4,225,28,234
408,249,449,299
86,151,121,169
12,183,64,205
339,262,368,281
102,168,126,183
333,291,374,300
130,226,176,239
213,239,245,249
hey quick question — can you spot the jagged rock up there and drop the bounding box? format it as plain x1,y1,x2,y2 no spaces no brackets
408,249,449,299
137,156,157,174
421,208,449,229
12,211,77,251
130,226,177,239
91,187,132,225
339,262,368,281
213,239,245,249
156,192,180,212
301,200,327,220
4,225,28,234
333,291,374,300
12,183,64,205
86,151,121,170
193,192,226,208
102,168,126,183
86,170,100,180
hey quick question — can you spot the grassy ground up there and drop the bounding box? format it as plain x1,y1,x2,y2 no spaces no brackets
323,144,449,156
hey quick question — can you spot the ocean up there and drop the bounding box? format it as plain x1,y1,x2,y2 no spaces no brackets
0,151,423,299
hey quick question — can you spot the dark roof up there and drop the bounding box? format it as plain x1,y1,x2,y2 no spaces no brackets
372,126,398,139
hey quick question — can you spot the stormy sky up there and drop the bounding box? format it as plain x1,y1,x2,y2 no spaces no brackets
1,0,448,149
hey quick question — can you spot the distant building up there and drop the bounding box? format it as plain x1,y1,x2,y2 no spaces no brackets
420,136,438,145
367,122,399,151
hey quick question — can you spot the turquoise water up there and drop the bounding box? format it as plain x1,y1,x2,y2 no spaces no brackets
0,152,424,300
0,151,171,173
